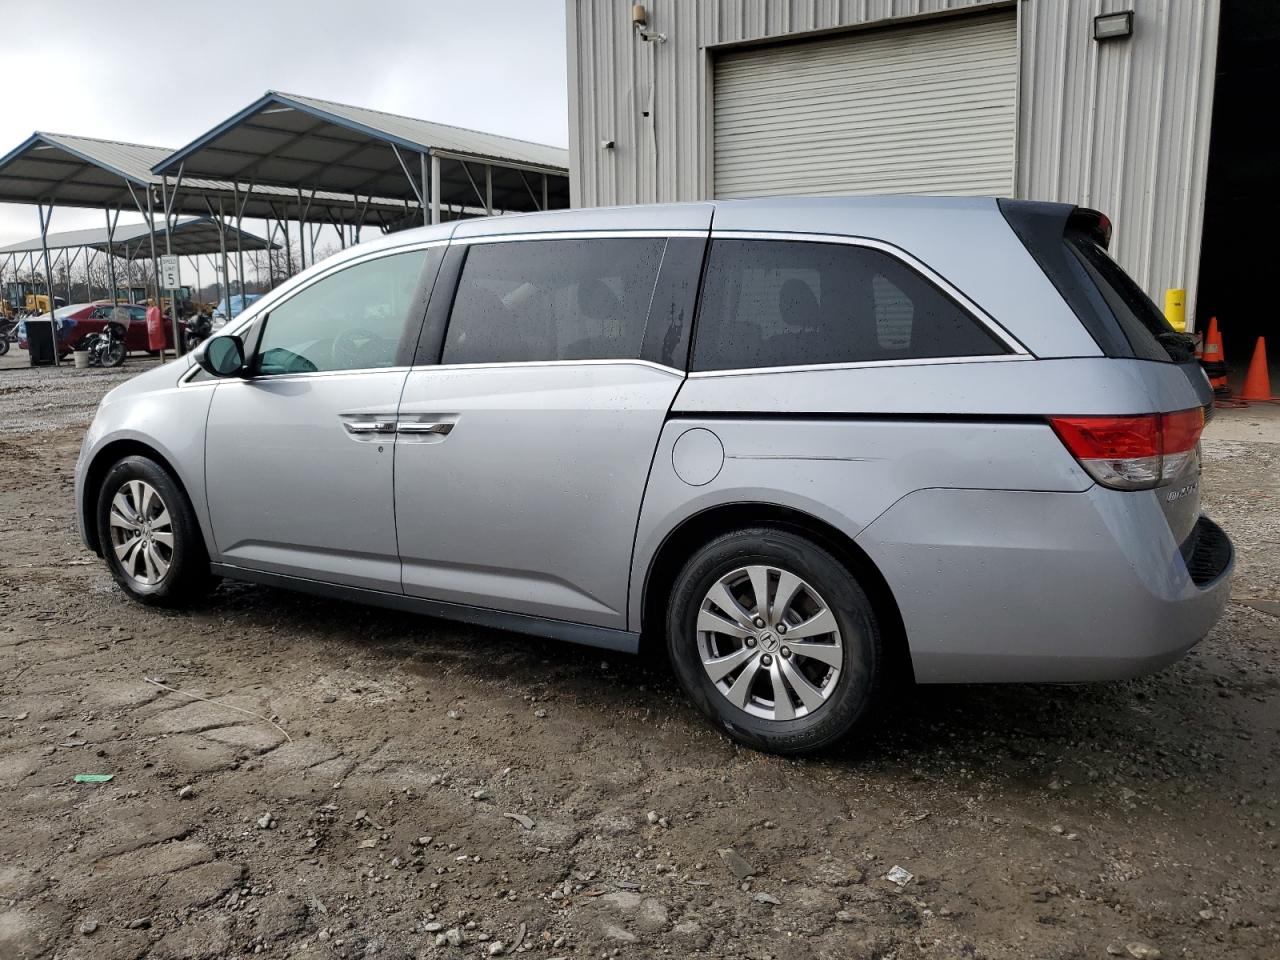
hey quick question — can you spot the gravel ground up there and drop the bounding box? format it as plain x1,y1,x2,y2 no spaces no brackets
1,356,1277,960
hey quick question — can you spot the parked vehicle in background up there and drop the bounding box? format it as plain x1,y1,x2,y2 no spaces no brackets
75,197,1233,755
0,317,18,356
17,302,185,357
182,313,213,352
16,303,104,355
82,323,126,367
2,282,64,319
210,294,262,330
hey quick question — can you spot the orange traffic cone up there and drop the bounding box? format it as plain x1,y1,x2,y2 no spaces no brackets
1201,316,1229,392
1240,337,1273,402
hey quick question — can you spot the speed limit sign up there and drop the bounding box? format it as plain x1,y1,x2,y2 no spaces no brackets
160,255,180,289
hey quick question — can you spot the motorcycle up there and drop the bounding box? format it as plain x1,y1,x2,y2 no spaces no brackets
0,318,17,357
82,323,126,368
182,313,212,353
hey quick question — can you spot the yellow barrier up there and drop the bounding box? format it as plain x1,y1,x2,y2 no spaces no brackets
1164,288,1186,333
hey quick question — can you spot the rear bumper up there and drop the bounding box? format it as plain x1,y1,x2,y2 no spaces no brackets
856,488,1233,684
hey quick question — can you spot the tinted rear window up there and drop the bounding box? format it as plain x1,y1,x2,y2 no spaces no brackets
1066,234,1173,363
691,239,1006,372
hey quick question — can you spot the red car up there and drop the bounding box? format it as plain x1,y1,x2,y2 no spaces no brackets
18,302,185,356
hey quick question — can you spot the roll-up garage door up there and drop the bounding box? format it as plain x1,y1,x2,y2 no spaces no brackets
712,11,1018,199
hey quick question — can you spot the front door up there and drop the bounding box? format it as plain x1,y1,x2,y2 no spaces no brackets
395,233,705,629
204,246,432,592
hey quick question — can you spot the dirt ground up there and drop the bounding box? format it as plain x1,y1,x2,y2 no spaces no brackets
1,354,1277,960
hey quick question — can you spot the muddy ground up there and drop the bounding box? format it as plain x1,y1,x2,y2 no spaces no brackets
1,354,1277,960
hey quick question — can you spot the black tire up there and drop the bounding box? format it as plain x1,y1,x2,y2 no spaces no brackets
95,455,217,607
102,324,127,367
667,527,882,755
0,337,8,356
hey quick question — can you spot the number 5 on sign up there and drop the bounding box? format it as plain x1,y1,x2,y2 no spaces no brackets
160,255,180,290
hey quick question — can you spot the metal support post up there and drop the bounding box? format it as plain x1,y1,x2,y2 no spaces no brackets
420,152,430,226
232,182,249,302
36,201,59,366
161,170,185,355
430,154,441,225
104,207,119,304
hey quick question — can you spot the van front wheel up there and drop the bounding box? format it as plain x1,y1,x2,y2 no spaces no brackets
667,527,882,755
95,455,216,607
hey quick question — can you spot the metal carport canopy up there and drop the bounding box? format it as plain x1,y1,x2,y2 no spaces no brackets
151,91,571,220
0,216,276,259
0,131,410,223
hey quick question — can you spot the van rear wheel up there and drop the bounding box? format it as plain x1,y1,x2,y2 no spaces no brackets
667,527,882,755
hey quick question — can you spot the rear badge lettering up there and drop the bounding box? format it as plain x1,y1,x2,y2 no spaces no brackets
1166,481,1198,503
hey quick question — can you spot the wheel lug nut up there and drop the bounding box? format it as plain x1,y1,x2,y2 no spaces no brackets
753,617,765,628
781,646,791,659
761,654,773,666
776,623,787,635
745,637,756,648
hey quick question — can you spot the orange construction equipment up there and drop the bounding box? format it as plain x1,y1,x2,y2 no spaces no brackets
1200,316,1230,392
1240,337,1273,402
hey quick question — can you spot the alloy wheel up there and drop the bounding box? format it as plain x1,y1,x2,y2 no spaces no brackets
108,479,174,586
697,564,843,721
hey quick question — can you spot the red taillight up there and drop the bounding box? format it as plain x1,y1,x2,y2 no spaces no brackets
1160,407,1204,454
1049,407,1204,490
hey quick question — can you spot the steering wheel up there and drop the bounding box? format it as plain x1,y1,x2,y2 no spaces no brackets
331,328,387,369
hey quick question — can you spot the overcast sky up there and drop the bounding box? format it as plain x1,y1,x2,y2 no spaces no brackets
0,0,569,259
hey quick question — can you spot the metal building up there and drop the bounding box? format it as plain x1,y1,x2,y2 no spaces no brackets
566,0,1232,331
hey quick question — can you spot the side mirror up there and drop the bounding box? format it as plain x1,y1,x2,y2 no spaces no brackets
195,334,246,377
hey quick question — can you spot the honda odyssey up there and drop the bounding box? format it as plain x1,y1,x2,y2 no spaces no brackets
75,197,1233,754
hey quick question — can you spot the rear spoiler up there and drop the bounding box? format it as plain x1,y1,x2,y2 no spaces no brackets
997,198,1130,357
1067,207,1112,249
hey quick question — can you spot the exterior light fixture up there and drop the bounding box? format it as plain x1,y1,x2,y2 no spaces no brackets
632,3,666,43
1093,11,1134,41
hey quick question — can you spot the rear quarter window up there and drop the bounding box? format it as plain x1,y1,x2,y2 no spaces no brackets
690,239,1007,372
999,199,1184,362
1066,235,1175,363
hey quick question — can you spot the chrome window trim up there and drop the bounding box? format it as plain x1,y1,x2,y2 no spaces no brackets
416,358,684,377
687,353,1031,379
180,364,415,387
451,229,707,245
706,229,1030,358
190,359,684,383
229,366,413,384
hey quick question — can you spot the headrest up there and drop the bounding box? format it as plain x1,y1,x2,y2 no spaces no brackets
778,278,819,329
577,278,621,320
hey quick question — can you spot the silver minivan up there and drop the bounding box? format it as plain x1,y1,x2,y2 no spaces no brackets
75,197,1233,754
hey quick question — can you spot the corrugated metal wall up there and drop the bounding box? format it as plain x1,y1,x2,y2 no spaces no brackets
1018,0,1219,321
566,0,1220,318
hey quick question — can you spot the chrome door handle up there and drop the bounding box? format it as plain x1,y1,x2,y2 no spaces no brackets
342,418,398,436
396,421,454,436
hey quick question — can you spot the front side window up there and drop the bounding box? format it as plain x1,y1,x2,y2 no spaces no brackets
441,238,666,365
254,250,426,375
691,239,1007,372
